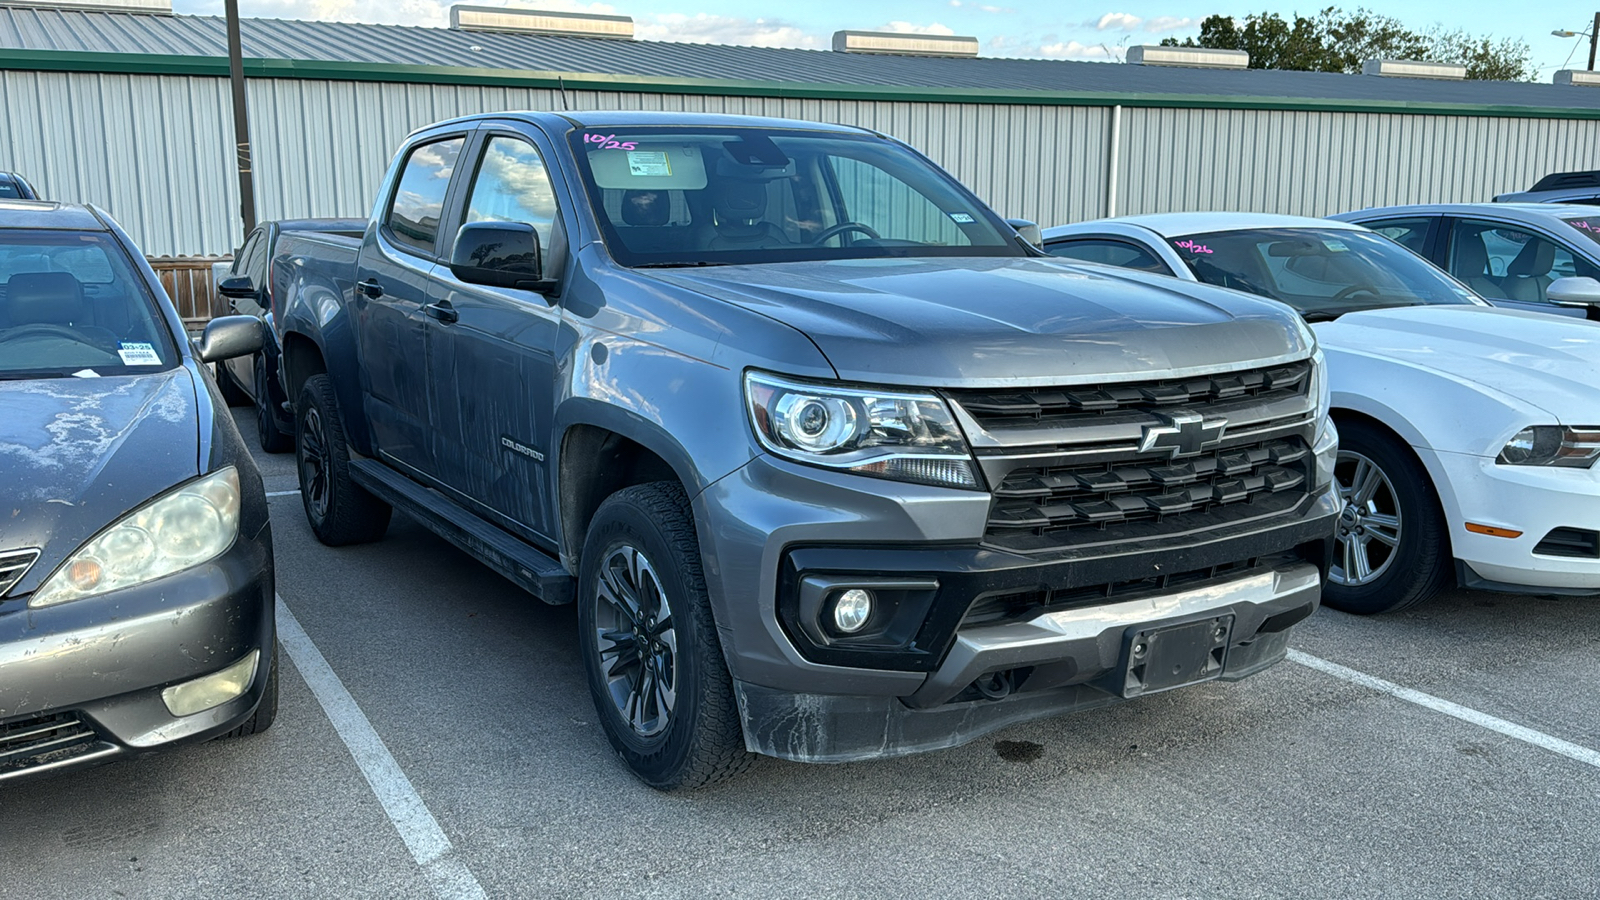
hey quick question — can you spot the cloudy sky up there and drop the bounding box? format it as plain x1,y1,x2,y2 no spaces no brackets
174,0,1595,76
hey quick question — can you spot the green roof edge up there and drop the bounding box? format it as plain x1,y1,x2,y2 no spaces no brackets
5,47,1598,120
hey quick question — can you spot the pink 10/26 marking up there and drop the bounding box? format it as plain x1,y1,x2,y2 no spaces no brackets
1572,219,1600,234
1174,239,1213,254
583,133,638,150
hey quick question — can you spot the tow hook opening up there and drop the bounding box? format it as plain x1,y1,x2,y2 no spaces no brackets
975,670,1014,700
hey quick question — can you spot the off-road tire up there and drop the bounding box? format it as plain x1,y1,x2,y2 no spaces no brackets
221,642,279,739
296,374,391,546
577,482,752,791
1323,418,1451,615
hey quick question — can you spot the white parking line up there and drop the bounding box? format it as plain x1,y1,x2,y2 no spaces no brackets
1289,649,1600,771
265,490,301,498
275,595,488,900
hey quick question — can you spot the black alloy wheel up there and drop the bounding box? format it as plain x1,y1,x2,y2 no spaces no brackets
295,374,391,546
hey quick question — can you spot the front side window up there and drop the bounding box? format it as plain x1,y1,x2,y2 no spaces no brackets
1168,227,1479,319
566,127,1024,267
386,137,464,255
0,230,176,378
0,182,20,200
462,136,560,253
1449,219,1600,305
1045,238,1172,274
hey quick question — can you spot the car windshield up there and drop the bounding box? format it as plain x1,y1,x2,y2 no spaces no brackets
1561,213,1600,246
0,230,176,379
565,126,1027,267
1168,227,1480,319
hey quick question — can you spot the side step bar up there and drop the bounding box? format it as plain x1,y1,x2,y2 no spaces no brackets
349,458,574,604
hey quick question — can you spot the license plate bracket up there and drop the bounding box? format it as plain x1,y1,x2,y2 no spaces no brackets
1121,615,1233,699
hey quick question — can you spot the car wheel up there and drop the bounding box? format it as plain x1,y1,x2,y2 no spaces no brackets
1323,419,1451,614
221,642,279,739
577,482,751,791
255,359,292,454
296,374,391,546
217,363,251,407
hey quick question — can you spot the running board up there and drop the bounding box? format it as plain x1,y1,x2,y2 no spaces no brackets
349,458,574,604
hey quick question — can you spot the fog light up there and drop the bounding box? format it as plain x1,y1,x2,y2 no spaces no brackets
162,650,259,717
832,589,874,633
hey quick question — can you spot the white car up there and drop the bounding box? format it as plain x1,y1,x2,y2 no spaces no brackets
1042,213,1600,614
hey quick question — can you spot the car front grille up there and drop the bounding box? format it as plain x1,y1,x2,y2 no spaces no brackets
0,548,40,596
0,712,99,774
947,359,1319,555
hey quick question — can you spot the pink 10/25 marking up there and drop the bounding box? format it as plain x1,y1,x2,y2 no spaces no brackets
1174,239,1213,254
584,133,638,150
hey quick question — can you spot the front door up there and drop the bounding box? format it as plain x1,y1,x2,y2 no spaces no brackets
425,131,565,538
354,134,467,476
1442,217,1591,318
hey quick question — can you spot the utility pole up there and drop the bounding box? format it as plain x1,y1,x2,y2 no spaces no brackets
1591,11,1599,70
225,0,256,237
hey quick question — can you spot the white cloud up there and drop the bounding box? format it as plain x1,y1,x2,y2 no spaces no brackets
874,21,958,35
637,13,821,48
1092,12,1142,31
1144,16,1199,33
1038,40,1119,60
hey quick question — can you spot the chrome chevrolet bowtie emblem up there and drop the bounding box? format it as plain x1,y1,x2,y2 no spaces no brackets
1139,412,1227,459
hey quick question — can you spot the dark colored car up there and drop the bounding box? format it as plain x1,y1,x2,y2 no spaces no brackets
0,172,39,201
1493,170,1600,205
0,199,277,783
215,218,366,452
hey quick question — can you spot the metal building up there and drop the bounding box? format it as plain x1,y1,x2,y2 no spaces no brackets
3,1,1600,257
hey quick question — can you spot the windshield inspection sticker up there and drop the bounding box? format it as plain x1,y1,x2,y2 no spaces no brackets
627,151,672,177
948,212,977,224
1173,239,1213,255
1323,239,1350,252
116,342,161,366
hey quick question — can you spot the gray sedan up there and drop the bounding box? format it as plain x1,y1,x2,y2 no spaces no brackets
1330,202,1600,319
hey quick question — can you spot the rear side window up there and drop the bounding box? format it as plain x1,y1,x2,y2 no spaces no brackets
1046,238,1172,274
1361,217,1433,256
0,182,19,200
386,137,464,255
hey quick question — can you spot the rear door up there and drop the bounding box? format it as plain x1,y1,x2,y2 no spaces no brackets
422,128,566,539
354,131,470,477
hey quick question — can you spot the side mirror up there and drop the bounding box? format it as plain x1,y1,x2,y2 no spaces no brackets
1005,218,1042,247
217,275,258,299
449,222,554,292
195,314,264,363
1546,276,1600,307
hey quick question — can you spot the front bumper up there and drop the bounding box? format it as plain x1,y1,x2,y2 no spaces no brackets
0,526,274,783
1432,448,1600,593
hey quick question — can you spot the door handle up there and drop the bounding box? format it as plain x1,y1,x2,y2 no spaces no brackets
423,300,458,324
356,278,384,298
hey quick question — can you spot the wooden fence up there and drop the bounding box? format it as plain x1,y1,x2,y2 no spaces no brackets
148,255,231,332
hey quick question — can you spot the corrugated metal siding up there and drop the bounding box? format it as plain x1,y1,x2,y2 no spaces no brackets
1115,107,1600,217
8,70,1600,256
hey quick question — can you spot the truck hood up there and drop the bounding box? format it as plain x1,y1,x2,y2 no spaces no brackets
1314,305,1600,422
647,257,1310,386
0,369,200,592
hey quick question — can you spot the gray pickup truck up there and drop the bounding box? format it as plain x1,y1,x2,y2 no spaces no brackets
271,111,1339,789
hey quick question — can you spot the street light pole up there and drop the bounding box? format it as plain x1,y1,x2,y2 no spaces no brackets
225,0,256,237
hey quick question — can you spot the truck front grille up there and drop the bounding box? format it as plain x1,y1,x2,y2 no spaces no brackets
947,359,1319,555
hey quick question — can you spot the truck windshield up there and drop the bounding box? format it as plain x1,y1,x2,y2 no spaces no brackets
1169,227,1480,319
566,126,1027,267
0,230,176,379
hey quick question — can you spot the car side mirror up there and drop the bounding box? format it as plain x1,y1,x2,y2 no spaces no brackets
195,314,264,363
449,222,556,293
217,275,258,299
1005,218,1042,247
1546,276,1600,307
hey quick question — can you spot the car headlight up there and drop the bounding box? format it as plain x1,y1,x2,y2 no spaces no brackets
1310,348,1331,430
1496,426,1600,468
744,372,980,489
29,468,242,608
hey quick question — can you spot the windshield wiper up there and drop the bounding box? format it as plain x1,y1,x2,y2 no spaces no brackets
633,261,731,269
1301,311,1344,322
0,371,69,380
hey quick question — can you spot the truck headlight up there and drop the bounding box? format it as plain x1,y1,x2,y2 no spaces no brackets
29,468,242,608
1496,426,1600,468
744,372,980,489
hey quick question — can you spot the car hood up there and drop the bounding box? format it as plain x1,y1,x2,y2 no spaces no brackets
1314,305,1600,421
0,369,200,592
647,257,1310,386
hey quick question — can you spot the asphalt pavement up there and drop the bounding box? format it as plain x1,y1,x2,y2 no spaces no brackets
3,406,1598,899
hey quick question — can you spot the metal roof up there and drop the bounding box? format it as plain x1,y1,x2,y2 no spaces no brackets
4,6,1600,112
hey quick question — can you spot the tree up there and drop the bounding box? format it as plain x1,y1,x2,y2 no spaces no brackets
1160,7,1532,81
